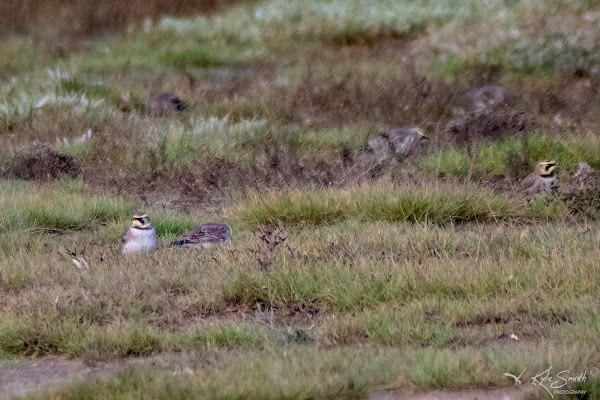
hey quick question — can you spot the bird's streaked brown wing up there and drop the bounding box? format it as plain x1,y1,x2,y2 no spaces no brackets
170,223,231,247
518,173,541,195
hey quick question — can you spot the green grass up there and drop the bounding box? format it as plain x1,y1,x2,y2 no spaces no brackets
68,33,264,73
157,47,229,69
0,37,53,78
0,179,209,236
56,77,146,113
20,344,600,400
0,181,597,362
58,78,118,103
0,180,134,233
237,184,531,227
420,147,471,177
0,316,265,359
421,133,600,178
527,133,600,172
161,116,270,165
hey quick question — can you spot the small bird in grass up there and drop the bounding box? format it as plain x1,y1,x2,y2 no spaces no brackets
122,214,157,254
169,223,232,249
148,92,186,114
386,127,427,157
367,127,427,165
518,160,558,196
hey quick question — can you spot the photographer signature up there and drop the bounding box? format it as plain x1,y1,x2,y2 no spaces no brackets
503,367,597,398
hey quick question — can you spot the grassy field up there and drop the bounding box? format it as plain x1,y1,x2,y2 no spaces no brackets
1,1,600,399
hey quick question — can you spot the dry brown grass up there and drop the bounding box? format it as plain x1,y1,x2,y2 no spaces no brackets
0,0,243,37
194,66,464,130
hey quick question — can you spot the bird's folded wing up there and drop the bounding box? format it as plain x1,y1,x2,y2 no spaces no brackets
182,229,221,243
122,229,133,244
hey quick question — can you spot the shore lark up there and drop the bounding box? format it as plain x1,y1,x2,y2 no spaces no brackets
169,223,232,249
387,127,427,157
122,214,157,254
518,160,558,196
148,92,186,114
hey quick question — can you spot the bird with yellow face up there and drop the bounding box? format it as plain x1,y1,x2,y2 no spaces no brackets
122,214,157,254
518,161,558,196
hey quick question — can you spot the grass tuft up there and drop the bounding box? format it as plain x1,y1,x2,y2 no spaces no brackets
0,180,134,233
238,184,525,227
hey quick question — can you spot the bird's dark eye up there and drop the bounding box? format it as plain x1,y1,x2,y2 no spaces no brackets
173,100,185,110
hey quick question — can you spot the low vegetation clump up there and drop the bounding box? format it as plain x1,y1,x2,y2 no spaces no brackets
238,184,526,227
8,140,80,181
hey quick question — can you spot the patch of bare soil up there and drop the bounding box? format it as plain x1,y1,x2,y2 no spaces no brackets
444,107,534,146
369,386,535,400
80,163,224,214
329,29,415,47
7,140,80,181
0,357,125,399
81,146,383,212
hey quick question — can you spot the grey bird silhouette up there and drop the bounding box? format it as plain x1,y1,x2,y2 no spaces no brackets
148,92,186,114
386,127,427,157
